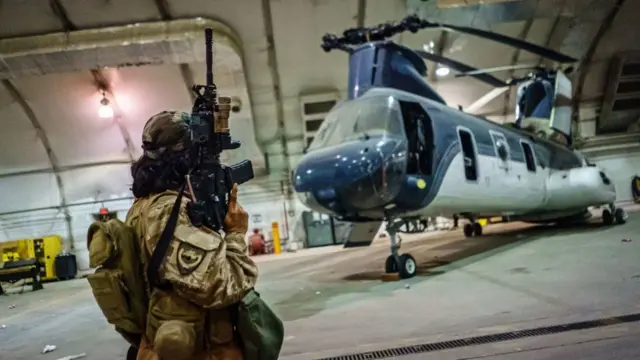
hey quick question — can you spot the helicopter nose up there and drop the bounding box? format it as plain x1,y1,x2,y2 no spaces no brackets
293,135,408,213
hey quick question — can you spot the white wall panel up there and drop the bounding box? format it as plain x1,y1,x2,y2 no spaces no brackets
0,174,60,213
592,152,640,203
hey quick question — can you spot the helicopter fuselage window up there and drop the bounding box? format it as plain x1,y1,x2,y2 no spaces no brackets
457,128,478,181
521,141,536,172
399,101,434,176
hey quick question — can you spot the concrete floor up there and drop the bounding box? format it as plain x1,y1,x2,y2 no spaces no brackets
1,212,640,360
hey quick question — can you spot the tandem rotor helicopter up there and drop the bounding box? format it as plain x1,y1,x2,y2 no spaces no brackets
292,15,629,279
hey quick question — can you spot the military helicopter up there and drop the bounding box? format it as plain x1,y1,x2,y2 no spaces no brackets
292,15,628,279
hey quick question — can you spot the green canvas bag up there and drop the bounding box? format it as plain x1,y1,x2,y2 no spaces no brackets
235,290,285,360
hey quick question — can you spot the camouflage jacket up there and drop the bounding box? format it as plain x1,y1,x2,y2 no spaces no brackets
125,190,259,309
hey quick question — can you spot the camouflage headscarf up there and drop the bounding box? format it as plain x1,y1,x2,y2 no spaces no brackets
141,111,192,160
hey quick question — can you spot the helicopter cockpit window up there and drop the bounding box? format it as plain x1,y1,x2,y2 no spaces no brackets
306,95,405,152
350,97,404,138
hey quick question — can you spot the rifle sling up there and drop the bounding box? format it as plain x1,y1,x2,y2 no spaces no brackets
146,182,187,290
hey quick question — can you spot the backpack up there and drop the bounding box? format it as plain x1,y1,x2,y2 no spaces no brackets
86,218,148,347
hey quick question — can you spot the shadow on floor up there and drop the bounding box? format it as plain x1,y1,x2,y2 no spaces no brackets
270,219,627,321
343,221,615,281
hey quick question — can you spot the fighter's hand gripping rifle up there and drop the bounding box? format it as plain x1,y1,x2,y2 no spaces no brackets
186,28,254,231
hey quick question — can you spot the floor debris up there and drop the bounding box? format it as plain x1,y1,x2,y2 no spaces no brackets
42,345,57,354
55,353,87,360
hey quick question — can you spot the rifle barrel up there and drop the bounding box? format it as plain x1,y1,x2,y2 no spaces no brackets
205,28,214,86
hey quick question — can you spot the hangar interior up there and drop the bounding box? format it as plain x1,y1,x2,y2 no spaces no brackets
1,0,640,359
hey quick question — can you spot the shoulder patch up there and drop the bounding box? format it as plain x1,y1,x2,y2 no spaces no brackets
162,224,221,289
176,242,206,275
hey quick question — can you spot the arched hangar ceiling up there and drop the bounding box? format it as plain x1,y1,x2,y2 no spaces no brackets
0,0,637,248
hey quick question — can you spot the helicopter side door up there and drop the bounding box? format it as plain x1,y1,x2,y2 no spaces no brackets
518,139,546,209
456,126,479,182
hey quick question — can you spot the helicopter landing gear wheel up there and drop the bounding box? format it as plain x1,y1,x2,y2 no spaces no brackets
463,223,474,238
473,222,483,236
385,223,417,279
603,203,626,226
385,255,398,273
614,207,627,224
463,221,483,237
398,254,417,279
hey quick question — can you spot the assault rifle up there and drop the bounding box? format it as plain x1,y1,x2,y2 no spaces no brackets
146,28,253,290
186,28,255,230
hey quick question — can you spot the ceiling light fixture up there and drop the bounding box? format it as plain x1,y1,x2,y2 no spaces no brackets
422,41,436,53
435,67,450,77
98,93,114,119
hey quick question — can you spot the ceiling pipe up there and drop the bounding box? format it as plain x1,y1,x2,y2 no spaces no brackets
0,160,132,179
0,196,134,217
0,18,241,61
0,174,292,217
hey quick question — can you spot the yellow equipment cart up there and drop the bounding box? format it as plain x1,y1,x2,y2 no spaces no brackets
0,236,62,281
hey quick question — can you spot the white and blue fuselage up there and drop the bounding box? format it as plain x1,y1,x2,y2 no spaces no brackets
293,88,617,224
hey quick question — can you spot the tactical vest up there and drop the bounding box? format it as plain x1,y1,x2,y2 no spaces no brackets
86,218,148,347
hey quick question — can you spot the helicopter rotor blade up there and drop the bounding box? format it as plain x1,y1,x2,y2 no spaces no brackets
456,64,540,77
428,22,577,64
465,87,511,114
415,50,509,88
507,75,534,86
465,74,538,114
